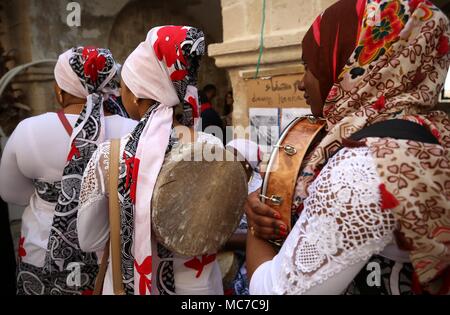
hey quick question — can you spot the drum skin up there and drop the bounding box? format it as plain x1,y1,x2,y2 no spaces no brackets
152,143,248,257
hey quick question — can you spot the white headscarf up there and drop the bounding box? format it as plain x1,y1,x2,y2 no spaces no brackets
45,47,125,294
122,32,179,105
54,48,120,99
54,49,88,98
120,26,205,295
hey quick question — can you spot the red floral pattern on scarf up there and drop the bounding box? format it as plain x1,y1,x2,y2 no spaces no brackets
437,35,449,57
153,26,188,68
18,236,26,259
170,70,188,81
123,155,140,204
357,0,407,66
187,96,199,118
82,47,106,83
184,254,216,278
67,144,81,162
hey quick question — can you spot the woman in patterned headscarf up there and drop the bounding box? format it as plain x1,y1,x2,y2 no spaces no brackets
77,26,224,295
0,47,137,295
246,0,450,295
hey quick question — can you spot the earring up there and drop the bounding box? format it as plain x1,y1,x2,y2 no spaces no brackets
58,91,63,104
134,98,139,107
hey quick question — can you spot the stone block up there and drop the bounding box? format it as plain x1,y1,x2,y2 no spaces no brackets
222,2,248,41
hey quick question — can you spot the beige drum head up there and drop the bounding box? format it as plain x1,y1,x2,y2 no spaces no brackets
152,142,248,257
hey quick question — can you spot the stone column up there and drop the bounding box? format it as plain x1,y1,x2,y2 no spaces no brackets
209,0,338,127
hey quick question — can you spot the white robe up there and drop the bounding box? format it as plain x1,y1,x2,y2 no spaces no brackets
77,131,225,295
0,113,137,268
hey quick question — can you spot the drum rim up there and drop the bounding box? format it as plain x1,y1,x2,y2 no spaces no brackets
260,115,325,200
261,116,303,199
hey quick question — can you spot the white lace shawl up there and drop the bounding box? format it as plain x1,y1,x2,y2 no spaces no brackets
250,146,397,295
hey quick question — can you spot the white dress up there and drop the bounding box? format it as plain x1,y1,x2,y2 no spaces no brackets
0,113,137,269
249,146,411,295
77,131,225,295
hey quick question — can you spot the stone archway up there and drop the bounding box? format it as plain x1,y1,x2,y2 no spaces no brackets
108,0,230,113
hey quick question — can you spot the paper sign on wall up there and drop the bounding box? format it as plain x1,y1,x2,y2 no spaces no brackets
245,74,307,108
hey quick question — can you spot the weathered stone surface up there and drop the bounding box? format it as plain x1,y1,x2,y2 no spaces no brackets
2,0,229,118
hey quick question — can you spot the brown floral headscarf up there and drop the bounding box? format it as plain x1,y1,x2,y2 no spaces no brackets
296,0,450,294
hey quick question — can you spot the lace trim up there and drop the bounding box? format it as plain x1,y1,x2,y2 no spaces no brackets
79,141,111,206
274,147,396,295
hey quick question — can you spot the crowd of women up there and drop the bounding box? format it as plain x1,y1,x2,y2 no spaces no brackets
0,0,449,295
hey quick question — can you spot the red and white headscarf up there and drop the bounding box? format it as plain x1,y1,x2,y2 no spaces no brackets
46,47,125,294
119,26,205,295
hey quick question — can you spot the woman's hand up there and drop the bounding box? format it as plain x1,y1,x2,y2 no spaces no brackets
245,190,287,240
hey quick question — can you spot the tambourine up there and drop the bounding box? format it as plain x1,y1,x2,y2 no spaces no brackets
260,116,326,244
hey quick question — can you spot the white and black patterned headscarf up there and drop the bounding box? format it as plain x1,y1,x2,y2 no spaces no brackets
44,47,126,295
119,26,205,295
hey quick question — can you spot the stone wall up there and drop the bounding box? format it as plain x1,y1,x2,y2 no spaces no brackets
107,0,229,112
209,0,450,128
1,0,228,119
2,0,129,116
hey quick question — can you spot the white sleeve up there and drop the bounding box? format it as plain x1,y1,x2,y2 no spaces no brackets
249,147,396,295
0,122,34,206
77,141,111,253
248,171,263,194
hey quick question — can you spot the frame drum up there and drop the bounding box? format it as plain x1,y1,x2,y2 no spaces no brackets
152,142,248,257
260,116,326,233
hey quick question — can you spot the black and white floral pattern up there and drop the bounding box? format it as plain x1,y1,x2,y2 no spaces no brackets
40,47,125,295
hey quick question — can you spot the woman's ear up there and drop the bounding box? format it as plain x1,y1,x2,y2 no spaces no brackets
54,82,64,106
120,80,141,120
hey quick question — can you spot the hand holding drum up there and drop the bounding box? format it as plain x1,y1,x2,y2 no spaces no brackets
248,116,325,243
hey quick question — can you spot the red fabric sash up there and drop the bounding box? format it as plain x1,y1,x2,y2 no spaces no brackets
57,109,73,136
